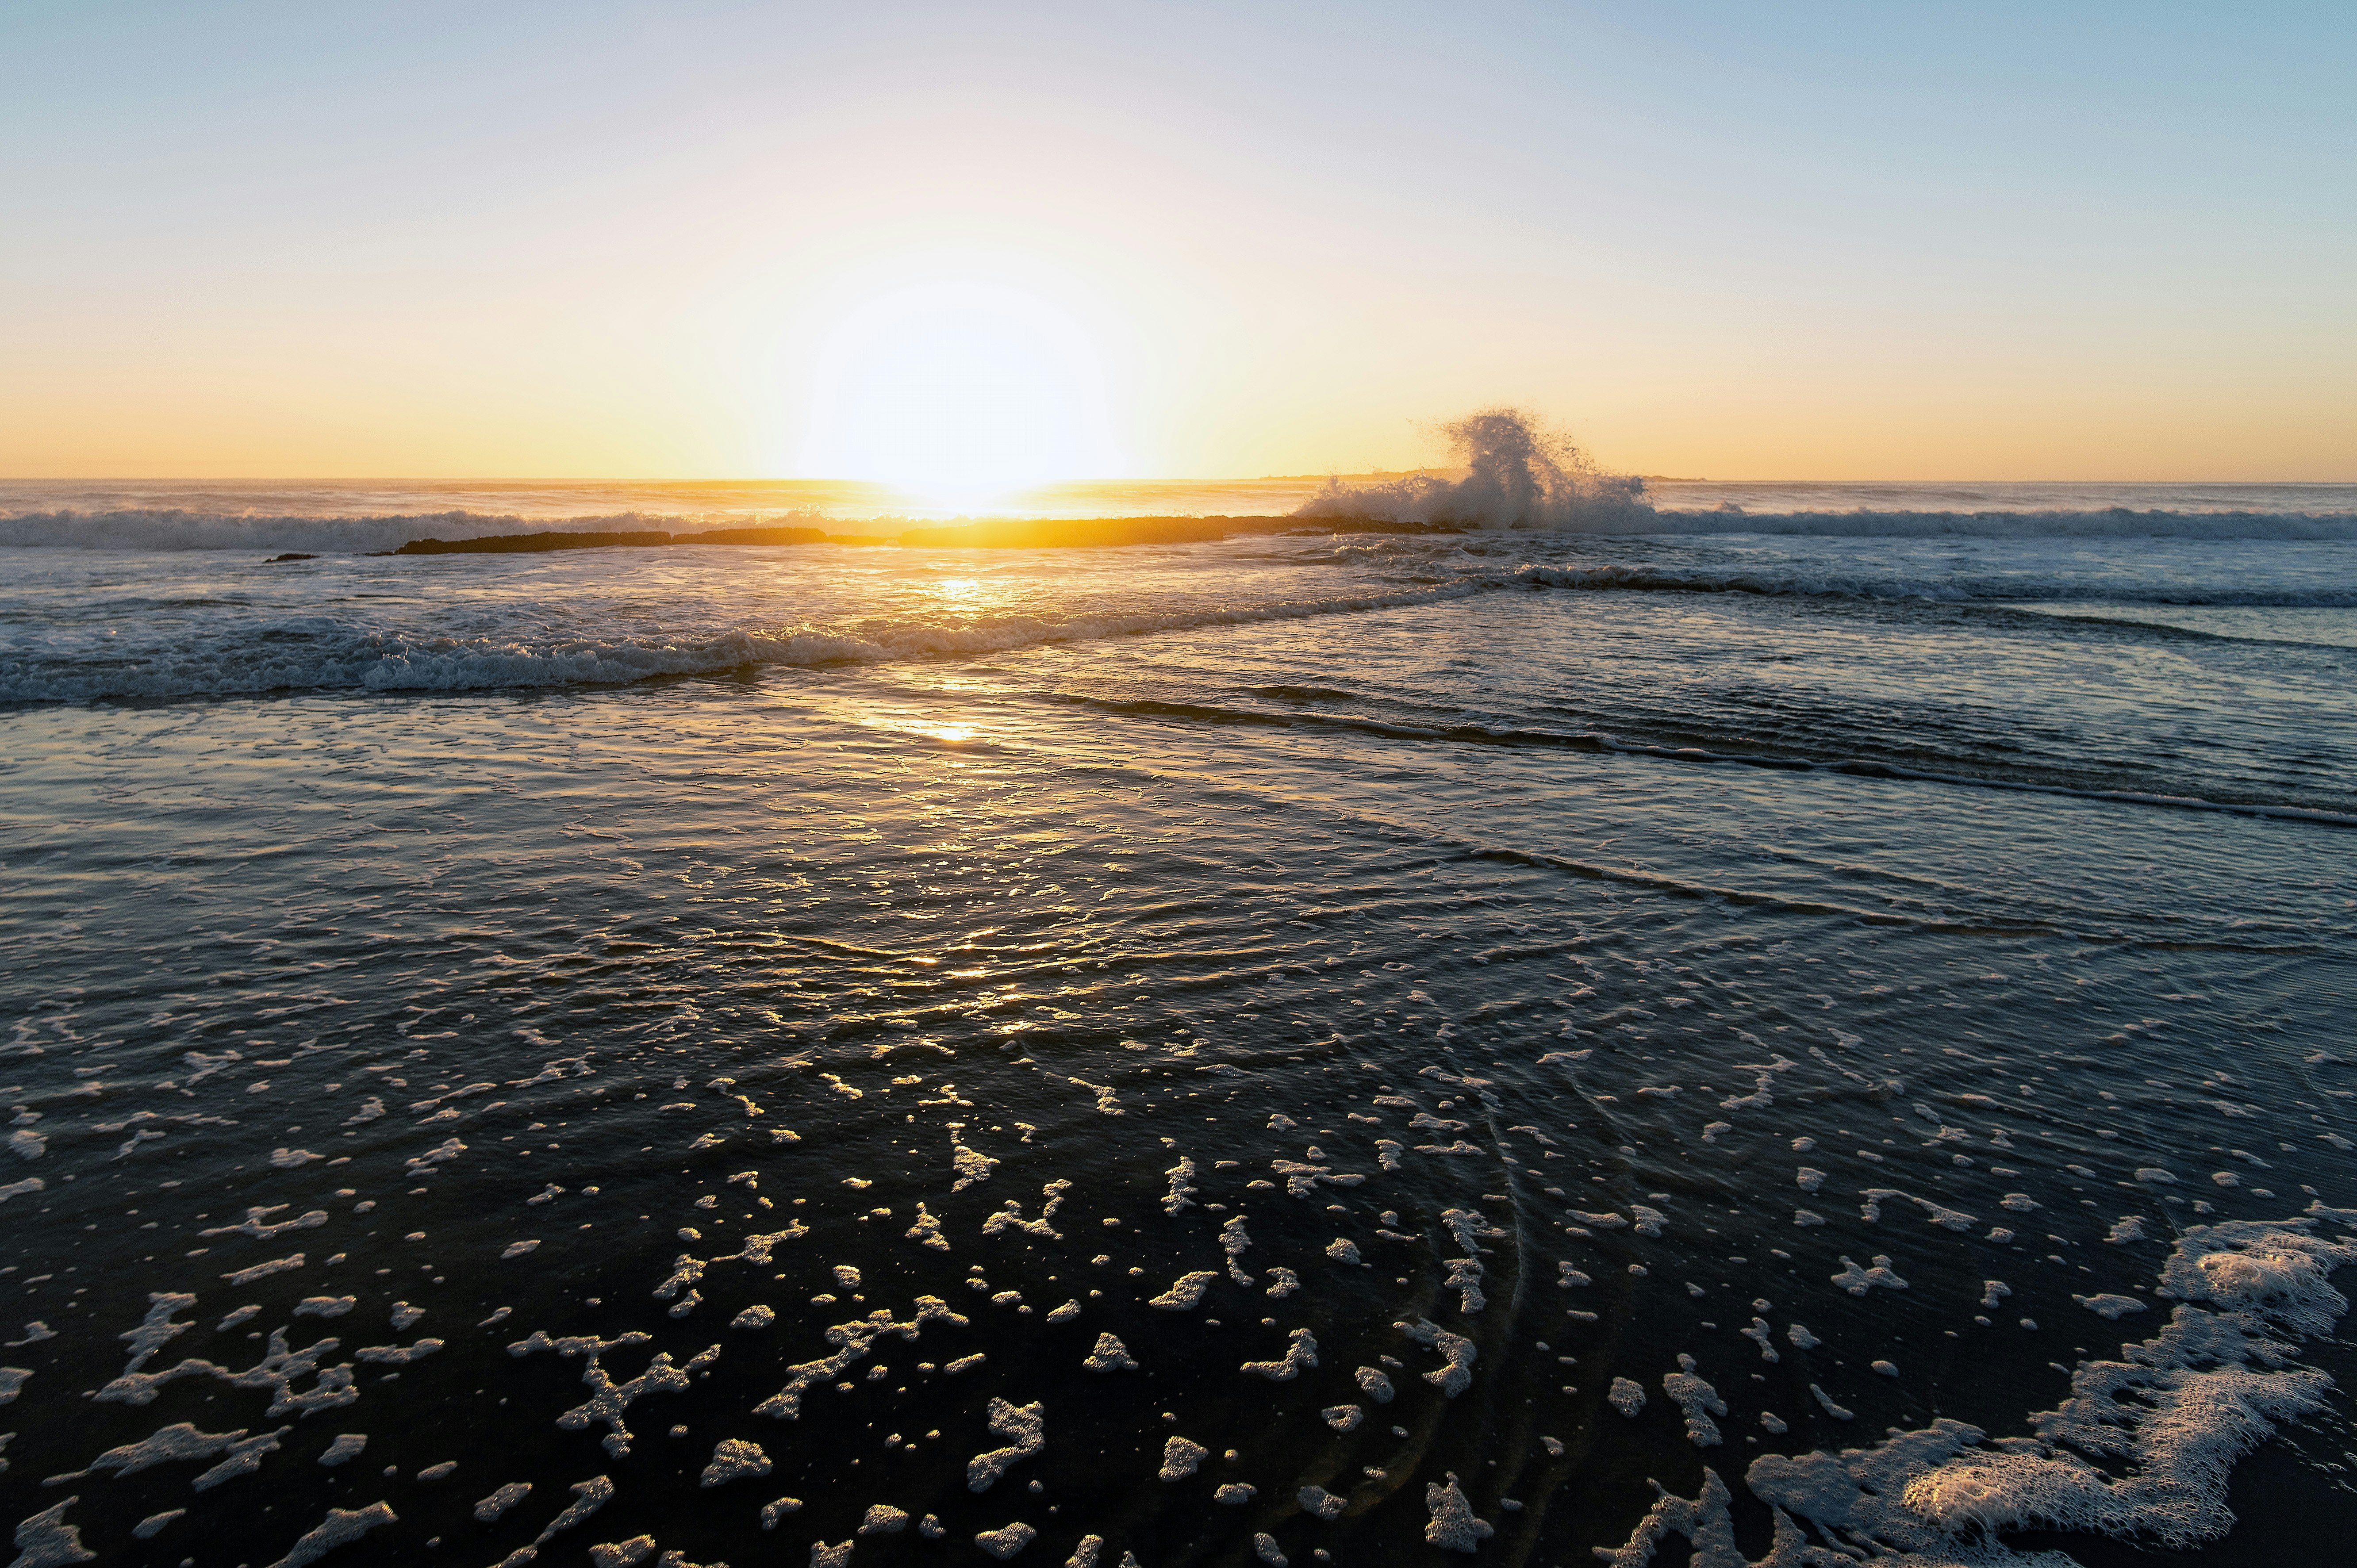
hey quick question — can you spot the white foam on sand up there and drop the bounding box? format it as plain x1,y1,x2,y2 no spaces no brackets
976,1522,1038,1560
510,1329,721,1457
965,1397,1046,1491
474,1482,531,1522
1221,1216,1256,1284
1424,1472,1494,1552
263,1500,397,1568
750,1297,966,1420
1598,1215,2355,1566
523,1474,615,1553
699,1439,771,1487
46,1419,291,1490
1241,1327,1318,1382
1158,1436,1208,1480
1661,1355,1726,1447
1149,1271,1219,1311
906,1204,950,1250
1163,1158,1200,1215
1397,1318,1477,1396
1829,1255,1908,1296
1083,1333,1135,1372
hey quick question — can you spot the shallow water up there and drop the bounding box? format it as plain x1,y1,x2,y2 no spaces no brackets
2,517,2353,1567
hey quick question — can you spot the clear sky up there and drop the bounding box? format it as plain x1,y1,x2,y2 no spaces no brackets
3,1,2351,483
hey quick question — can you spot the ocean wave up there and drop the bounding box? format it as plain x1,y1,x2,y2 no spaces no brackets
1313,500,2357,541
0,582,1483,704
1500,562,2357,606
1292,407,1655,530
1287,408,2357,540
0,507,839,554
7,500,2355,551
1059,694,2357,829
1638,507,2357,541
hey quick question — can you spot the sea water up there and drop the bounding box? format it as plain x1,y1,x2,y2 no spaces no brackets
1,481,2353,1566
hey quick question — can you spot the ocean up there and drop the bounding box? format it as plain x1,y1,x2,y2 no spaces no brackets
1,477,2353,1567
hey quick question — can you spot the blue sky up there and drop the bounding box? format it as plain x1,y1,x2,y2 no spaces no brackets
4,1,2350,478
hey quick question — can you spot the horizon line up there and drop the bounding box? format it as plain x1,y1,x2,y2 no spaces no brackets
4,473,2354,487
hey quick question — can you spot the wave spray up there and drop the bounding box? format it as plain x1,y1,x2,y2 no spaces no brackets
1294,407,1652,530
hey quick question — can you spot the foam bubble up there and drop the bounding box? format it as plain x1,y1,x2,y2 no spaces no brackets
966,1398,1046,1491
1158,1437,1208,1480
1397,1318,1477,1396
1083,1334,1136,1372
1422,1471,1494,1551
699,1439,771,1487
263,1500,397,1568
474,1483,531,1522
1148,1272,1218,1311
1240,1328,1318,1382
1662,1355,1726,1446
976,1522,1038,1560
1830,1255,1908,1296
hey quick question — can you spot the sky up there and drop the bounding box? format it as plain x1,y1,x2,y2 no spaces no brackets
3,0,2351,483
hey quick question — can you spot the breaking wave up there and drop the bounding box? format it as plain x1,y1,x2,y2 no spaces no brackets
0,582,1486,705
1294,409,2357,540
1294,407,1655,530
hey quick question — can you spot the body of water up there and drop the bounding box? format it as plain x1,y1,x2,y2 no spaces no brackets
1,480,2352,1567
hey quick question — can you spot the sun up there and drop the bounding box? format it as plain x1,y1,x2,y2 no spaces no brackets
798,280,1121,510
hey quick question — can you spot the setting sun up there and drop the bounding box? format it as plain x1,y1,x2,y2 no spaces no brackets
795,280,1121,510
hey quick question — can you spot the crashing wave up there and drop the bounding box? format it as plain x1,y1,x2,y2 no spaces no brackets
1293,408,1654,531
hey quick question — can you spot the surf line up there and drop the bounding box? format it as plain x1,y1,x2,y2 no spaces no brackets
1060,692,2357,831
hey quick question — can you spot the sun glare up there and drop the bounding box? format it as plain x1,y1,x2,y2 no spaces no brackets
798,281,1121,510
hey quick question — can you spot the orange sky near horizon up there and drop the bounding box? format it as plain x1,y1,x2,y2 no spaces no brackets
4,4,2350,486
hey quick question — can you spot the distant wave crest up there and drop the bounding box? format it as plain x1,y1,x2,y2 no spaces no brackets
1504,562,2357,606
0,508,837,554
1638,507,2357,541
